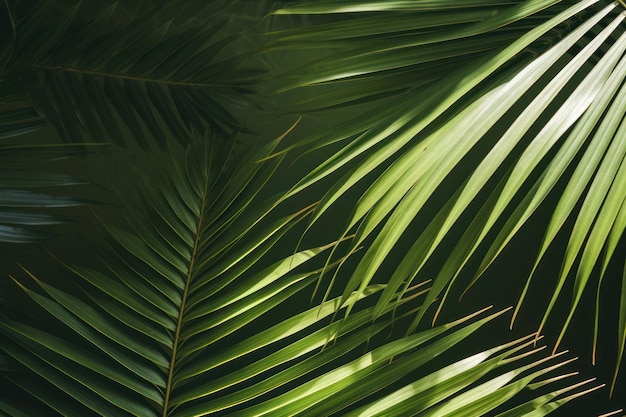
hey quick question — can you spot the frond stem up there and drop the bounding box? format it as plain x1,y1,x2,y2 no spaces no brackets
162,158,211,416
32,64,228,88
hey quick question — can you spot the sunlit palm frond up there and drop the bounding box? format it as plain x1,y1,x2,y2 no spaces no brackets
223,311,595,417
2,1,624,415
0,124,594,416
267,0,575,109
1,265,595,415
271,0,626,393
0,127,320,414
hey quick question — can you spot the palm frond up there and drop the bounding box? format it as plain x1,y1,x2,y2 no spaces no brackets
0,120,90,244
2,0,267,148
223,311,590,417
0,108,46,138
0,126,307,414
1,267,594,416
271,0,626,385
0,107,65,245
0,0,16,73
0,123,595,416
268,0,575,109
2,1,624,415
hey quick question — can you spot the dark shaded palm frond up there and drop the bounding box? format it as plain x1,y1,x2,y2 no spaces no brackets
1,0,267,149
0,162,84,244
0,107,45,140
0,43,89,247
271,0,626,394
0,107,90,245
0,0,16,88
0,125,595,416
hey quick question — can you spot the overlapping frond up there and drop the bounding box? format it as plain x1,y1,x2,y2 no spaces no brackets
1,0,266,148
0,130,311,414
272,0,626,395
1,0,624,415
0,127,596,415
0,267,595,416
0,109,89,244
268,0,573,110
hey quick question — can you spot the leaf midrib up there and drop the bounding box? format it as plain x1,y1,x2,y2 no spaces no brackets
32,64,225,88
161,163,211,417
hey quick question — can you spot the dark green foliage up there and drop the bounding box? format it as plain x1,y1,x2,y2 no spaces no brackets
0,1,624,416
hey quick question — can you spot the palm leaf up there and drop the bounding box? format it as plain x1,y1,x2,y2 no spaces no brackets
0,122,595,416
0,129,90,244
0,108,45,138
0,113,86,244
612,262,626,397
267,0,575,109
271,0,626,386
1,1,622,415
0,127,306,414
1,0,266,148
1,268,595,416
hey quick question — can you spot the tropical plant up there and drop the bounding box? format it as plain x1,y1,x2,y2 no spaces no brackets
0,0,624,416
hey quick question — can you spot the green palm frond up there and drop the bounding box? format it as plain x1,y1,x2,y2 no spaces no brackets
0,167,83,244
1,0,266,148
0,107,45,139
0,128,312,414
613,263,626,398
2,1,625,415
1,264,596,416
267,0,577,109
271,0,626,390
0,108,89,244
0,125,595,415
220,311,592,417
